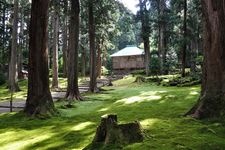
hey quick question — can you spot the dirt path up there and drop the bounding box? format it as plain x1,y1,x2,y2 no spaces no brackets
0,78,110,113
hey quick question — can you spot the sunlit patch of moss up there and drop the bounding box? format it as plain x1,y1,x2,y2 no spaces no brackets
140,118,160,128
113,75,136,86
71,122,94,131
1,132,54,150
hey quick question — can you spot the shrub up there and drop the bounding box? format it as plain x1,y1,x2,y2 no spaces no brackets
149,54,160,76
102,66,109,76
165,75,201,87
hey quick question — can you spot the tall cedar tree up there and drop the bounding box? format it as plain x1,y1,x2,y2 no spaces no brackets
158,0,167,75
139,0,150,76
65,0,82,100
181,0,187,77
62,0,68,78
89,0,97,92
52,1,60,89
186,0,225,119
24,0,56,116
8,0,20,92
96,39,103,78
18,2,24,79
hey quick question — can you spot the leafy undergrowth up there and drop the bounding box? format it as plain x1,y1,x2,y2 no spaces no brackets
0,76,225,150
144,74,201,87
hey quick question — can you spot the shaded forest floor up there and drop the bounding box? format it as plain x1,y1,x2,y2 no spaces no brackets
0,76,225,149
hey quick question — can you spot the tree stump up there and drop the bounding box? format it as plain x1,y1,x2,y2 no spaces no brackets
84,114,144,149
107,77,113,86
134,76,145,83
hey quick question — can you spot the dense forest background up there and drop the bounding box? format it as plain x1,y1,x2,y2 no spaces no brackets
0,0,202,83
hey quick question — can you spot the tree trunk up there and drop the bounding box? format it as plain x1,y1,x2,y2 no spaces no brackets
25,13,30,56
65,0,81,101
24,0,56,117
52,8,59,89
1,3,6,63
62,1,68,78
48,13,54,70
139,0,150,76
96,40,102,78
8,0,20,92
186,0,225,119
190,39,197,74
158,0,167,75
89,0,97,92
181,0,187,77
18,6,24,79
81,45,86,77
144,39,150,76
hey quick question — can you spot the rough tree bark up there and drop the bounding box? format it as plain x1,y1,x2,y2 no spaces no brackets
139,0,150,76
62,0,68,78
65,0,82,100
52,3,59,89
158,0,167,75
96,39,103,78
1,3,6,62
89,0,97,92
186,0,225,119
8,0,20,92
181,0,187,77
24,0,56,116
143,38,150,76
190,39,197,74
18,5,24,79
81,45,86,77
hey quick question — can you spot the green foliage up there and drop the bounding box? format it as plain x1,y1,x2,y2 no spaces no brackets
150,54,160,76
161,75,201,87
196,55,203,66
106,57,113,75
165,50,179,74
101,66,109,76
0,0,31,66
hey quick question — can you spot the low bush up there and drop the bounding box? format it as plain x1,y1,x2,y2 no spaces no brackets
163,75,201,87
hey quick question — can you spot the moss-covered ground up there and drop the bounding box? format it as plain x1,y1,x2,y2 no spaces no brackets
0,76,225,150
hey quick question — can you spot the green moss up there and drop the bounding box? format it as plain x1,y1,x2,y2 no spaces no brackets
0,77,224,149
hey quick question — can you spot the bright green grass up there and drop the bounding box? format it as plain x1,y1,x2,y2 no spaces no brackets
0,77,225,150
